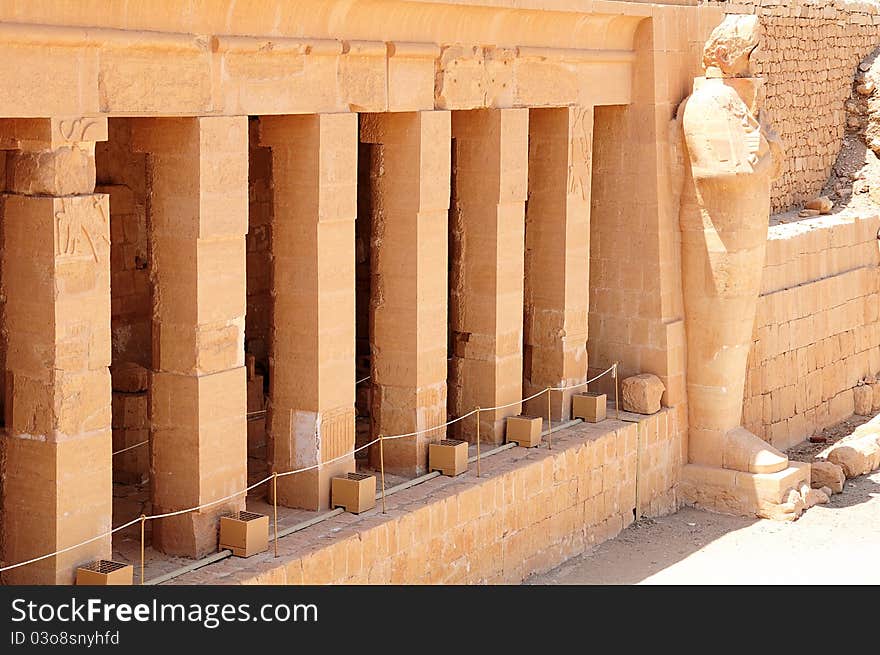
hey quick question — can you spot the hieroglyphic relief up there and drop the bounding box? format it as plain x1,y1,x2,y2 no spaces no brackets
568,106,591,200
56,118,105,145
54,197,110,263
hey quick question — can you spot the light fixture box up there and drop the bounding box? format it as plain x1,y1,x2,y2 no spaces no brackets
429,439,469,476
332,472,377,514
572,392,607,423
75,560,133,585
505,415,543,447
219,511,270,558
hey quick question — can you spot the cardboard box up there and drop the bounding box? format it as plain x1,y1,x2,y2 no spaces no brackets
219,511,270,557
332,472,377,514
429,439,469,476
573,392,607,423
75,560,134,585
506,415,543,447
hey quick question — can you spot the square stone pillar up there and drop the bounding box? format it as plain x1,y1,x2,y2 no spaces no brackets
523,107,592,420
259,114,358,510
132,117,248,557
449,109,528,444
0,117,112,584
360,112,451,475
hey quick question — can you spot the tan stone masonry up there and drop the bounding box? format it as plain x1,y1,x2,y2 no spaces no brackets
168,411,683,585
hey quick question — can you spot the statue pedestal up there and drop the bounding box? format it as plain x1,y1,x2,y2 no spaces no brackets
679,461,811,521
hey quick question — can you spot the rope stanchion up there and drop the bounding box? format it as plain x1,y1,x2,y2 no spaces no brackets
634,422,642,521
1,362,625,575
139,514,146,586
546,388,553,450
272,473,279,558
379,434,387,514
475,408,481,478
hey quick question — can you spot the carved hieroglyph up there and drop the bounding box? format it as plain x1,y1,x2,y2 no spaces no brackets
679,15,788,474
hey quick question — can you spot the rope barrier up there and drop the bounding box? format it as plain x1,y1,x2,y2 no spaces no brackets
0,364,620,574
112,440,150,456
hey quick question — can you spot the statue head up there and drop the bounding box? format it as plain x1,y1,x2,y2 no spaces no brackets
702,14,761,78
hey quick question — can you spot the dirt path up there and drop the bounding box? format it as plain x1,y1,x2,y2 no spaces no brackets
527,469,880,585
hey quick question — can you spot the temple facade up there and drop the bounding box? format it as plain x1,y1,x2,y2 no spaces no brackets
1,0,879,585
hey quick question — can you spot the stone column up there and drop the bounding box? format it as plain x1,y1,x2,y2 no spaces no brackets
259,114,357,510
449,109,528,444
0,117,112,584
523,107,592,420
131,117,248,557
361,112,451,475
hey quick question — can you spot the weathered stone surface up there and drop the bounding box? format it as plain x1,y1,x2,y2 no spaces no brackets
804,196,833,214
853,384,873,415
811,460,845,494
800,482,829,509
756,488,805,522
621,374,665,415
679,13,784,474
825,435,880,478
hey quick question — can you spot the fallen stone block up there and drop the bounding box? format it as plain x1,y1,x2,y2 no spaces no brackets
804,196,833,214
825,435,880,478
620,374,665,415
801,484,829,509
756,488,805,522
810,460,845,494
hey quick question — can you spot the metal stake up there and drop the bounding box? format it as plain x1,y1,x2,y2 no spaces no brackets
379,434,387,514
475,408,481,478
272,473,279,558
139,514,146,585
614,362,620,420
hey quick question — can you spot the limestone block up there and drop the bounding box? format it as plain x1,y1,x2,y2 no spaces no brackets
810,460,845,493
853,384,873,415
756,488,805,522
804,486,830,508
7,146,96,196
824,435,880,478
804,196,833,214
621,374,665,414
872,381,880,411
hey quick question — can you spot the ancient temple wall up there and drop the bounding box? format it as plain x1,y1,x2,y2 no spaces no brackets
743,212,880,450
703,0,880,213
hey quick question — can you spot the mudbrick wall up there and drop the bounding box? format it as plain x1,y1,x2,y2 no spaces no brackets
743,210,880,451
703,0,880,213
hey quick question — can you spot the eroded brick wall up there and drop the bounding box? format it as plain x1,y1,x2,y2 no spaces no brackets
702,0,880,213
743,212,880,450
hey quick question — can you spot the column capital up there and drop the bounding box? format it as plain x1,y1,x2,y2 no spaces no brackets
0,116,108,151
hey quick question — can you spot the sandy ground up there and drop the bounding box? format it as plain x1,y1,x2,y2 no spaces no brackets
528,469,880,585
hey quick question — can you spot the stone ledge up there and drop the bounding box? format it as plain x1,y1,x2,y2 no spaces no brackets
166,410,681,584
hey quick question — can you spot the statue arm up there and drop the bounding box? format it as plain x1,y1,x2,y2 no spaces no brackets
682,91,764,182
